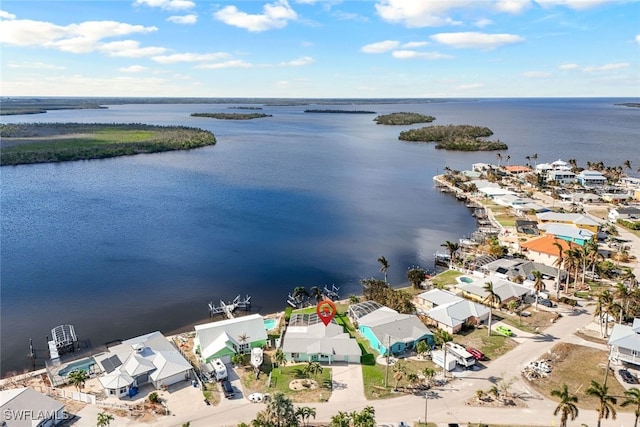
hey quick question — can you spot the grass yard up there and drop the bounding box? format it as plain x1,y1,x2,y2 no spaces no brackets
496,309,556,334
527,343,630,412
429,270,462,288
268,365,332,403
453,327,518,361
363,358,439,400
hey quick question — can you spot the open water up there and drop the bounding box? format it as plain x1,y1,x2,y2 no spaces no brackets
1,98,638,375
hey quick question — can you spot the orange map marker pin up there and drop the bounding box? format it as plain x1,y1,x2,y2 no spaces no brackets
316,299,336,326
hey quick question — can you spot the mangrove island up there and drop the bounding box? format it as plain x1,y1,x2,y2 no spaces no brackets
191,112,272,120
398,124,508,151
373,112,436,125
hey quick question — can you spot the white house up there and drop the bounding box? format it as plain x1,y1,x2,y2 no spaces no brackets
609,319,640,367
93,331,194,398
576,170,607,187
0,387,66,427
194,314,267,364
458,275,531,308
282,313,361,363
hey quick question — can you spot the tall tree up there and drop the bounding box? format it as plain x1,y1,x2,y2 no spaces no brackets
553,241,565,299
531,153,538,167
351,406,376,427
621,387,640,427
309,286,323,304
67,369,88,392
407,266,427,289
433,329,453,378
273,348,286,373
329,412,351,427
496,152,502,168
551,384,579,427
377,256,390,284
97,412,114,427
482,281,502,336
586,380,617,427
255,392,299,427
295,406,316,427
532,270,545,311
440,240,460,269
303,361,323,378
292,286,309,308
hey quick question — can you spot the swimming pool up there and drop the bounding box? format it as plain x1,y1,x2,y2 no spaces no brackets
264,319,277,331
458,276,474,284
58,357,96,377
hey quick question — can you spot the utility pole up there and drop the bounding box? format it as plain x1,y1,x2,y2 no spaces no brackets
423,391,429,426
384,335,390,388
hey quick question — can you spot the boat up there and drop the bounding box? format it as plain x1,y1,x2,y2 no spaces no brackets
250,347,263,369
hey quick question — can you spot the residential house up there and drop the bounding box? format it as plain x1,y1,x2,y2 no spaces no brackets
93,331,194,398
609,319,640,367
349,302,433,356
0,387,66,427
609,207,640,223
282,313,361,363
458,275,531,308
193,314,267,364
414,289,489,334
547,170,577,185
536,212,600,234
519,235,576,273
576,170,607,187
539,223,595,246
480,258,561,283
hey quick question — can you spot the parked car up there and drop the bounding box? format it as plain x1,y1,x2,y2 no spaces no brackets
496,325,514,336
221,379,235,399
538,298,556,308
619,369,637,384
585,271,601,280
466,347,485,361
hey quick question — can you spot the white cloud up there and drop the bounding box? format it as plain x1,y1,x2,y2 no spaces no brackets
196,60,254,69
583,62,630,72
8,61,65,70
361,40,400,53
558,63,579,70
167,14,197,24
534,0,612,10
457,83,484,90
474,18,493,28
119,65,148,72
375,0,468,27
0,10,16,20
98,40,167,57
214,0,298,32
495,0,531,13
636,34,640,45
277,56,314,66
0,18,158,54
402,41,429,48
522,71,552,78
391,50,453,60
431,32,524,50
133,0,194,11
152,52,231,64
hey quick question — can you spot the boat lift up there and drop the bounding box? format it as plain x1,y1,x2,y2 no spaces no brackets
209,295,251,319
323,284,340,301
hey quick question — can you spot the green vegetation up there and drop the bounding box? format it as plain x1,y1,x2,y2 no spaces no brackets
399,124,507,151
0,99,106,115
429,270,462,288
191,112,271,120
0,123,216,165
454,327,517,361
373,112,435,125
268,365,332,402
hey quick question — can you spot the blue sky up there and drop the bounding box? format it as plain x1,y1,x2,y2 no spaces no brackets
1,0,639,98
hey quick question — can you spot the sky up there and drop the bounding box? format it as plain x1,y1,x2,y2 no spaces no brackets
1,0,639,98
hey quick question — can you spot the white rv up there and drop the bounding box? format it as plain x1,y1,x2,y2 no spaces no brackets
431,350,457,371
207,358,228,381
445,342,476,368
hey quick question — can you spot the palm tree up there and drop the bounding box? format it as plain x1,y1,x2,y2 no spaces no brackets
329,411,351,427
551,384,579,427
615,282,632,323
273,348,286,373
377,256,390,283
586,380,617,427
256,392,299,427
422,367,436,388
553,241,565,299
304,361,323,378
292,286,309,308
531,153,538,167
622,387,640,427
407,266,426,289
392,360,406,391
496,152,502,168
506,154,511,166
97,412,114,427
482,281,502,336
416,340,429,356
67,369,88,391
532,270,545,311
433,329,453,378
440,240,460,269
295,406,316,427
351,406,376,427
309,286,323,303
349,294,360,305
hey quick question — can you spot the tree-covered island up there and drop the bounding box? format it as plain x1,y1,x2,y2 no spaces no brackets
191,112,272,119
0,123,216,166
373,112,436,125
304,109,376,114
399,124,508,151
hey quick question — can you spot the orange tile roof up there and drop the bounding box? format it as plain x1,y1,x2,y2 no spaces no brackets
520,235,579,256
504,165,532,173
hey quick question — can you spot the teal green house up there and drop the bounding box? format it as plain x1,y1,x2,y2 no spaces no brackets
350,303,433,356
193,314,267,364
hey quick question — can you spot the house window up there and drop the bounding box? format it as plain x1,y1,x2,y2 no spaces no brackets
291,353,299,358
109,390,116,395
120,387,127,394
239,343,250,354
632,350,638,357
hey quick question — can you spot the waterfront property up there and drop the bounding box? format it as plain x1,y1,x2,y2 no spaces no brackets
93,331,193,398
348,302,433,356
414,289,489,334
519,235,578,270
609,319,640,367
458,275,531,308
535,212,601,234
0,387,66,427
282,313,361,363
193,314,267,364
538,222,595,246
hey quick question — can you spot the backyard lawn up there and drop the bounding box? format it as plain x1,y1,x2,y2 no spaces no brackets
453,327,518,361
